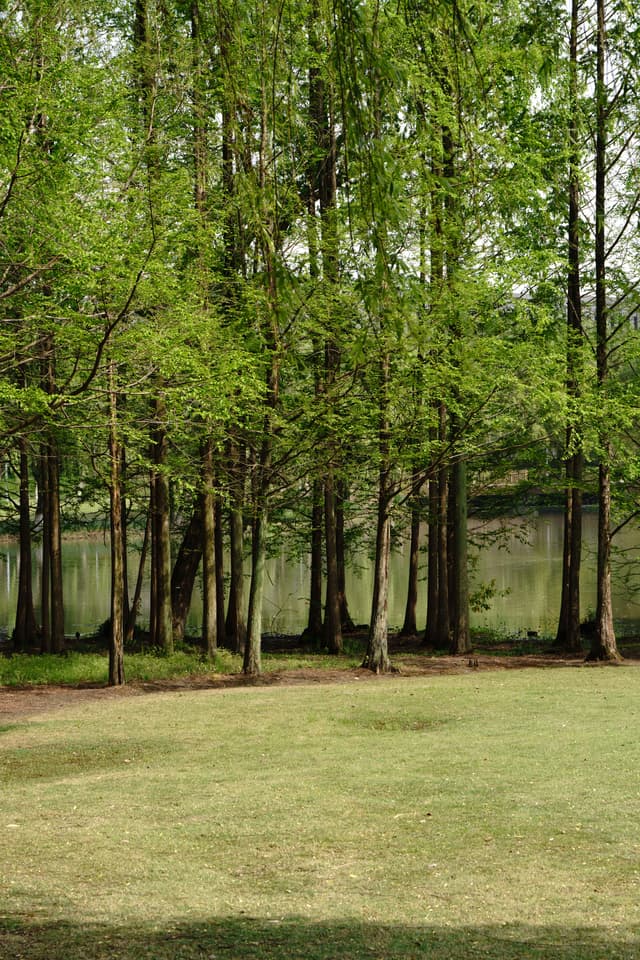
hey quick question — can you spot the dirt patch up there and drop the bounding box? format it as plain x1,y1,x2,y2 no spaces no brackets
1,649,634,722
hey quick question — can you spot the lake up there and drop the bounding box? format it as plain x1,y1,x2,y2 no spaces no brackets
1,512,639,638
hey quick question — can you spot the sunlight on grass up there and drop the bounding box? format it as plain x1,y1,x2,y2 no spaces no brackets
2,667,640,958
0,650,213,686
0,648,362,687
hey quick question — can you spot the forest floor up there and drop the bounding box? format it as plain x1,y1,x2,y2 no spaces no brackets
2,634,638,721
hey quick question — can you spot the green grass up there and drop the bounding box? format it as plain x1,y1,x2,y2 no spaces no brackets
0,650,214,686
0,648,362,687
2,667,640,958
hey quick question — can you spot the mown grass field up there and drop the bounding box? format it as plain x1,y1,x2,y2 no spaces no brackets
1,665,640,958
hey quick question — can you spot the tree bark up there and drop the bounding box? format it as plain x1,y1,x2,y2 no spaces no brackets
13,437,37,650
323,468,343,654
214,491,226,650
47,439,64,654
588,0,620,662
449,456,470,654
363,354,392,673
436,412,450,649
306,478,324,642
336,480,355,632
108,361,125,686
400,474,421,638
202,439,217,660
424,475,439,649
243,510,266,676
125,510,150,645
555,0,584,655
225,440,246,653
363,497,391,672
39,442,51,653
150,391,173,654
170,502,203,643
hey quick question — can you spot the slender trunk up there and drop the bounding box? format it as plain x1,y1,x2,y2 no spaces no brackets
323,469,343,653
149,472,157,645
424,475,439,648
426,116,446,649
306,478,324,641
592,461,619,660
363,499,391,672
336,480,354,631
436,410,450,648
121,447,131,627
40,442,51,653
108,362,125,686
14,437,37,650
202,439,217,660
449,456,470,654
125,510,150,644
243,511,266,675
556,0,584,654
589,0,620,662
226,441,246,652
363,356,392,673
151,392,173,654
47,440,64,653
170,503,203,642
400,474,421,638
243,64,279,677
568,454,583,648
214,491,226,649
311,8,342,654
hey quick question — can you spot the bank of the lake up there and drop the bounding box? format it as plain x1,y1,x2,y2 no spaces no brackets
1,513,639,639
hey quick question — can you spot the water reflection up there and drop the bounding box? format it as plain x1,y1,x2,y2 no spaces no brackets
1,513,639,637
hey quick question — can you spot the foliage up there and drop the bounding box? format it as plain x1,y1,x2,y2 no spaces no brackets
1,0,640,664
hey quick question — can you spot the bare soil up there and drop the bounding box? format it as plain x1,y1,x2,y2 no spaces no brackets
1,644,635,722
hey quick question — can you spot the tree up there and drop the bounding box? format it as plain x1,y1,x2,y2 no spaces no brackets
555,0,584,654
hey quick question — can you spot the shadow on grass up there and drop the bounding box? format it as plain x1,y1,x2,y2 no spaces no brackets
1,915,639,959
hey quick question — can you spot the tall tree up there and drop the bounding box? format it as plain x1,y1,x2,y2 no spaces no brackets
588,0,621,661
555,0,584,654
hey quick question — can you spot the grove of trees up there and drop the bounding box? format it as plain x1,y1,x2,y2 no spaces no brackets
2,0,640,683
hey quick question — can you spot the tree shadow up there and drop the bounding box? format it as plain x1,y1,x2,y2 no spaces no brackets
1,914,639,959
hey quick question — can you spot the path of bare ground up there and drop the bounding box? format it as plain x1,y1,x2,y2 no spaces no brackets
2,638,638,722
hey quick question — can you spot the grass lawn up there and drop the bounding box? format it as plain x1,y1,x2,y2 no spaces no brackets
1,666,640,958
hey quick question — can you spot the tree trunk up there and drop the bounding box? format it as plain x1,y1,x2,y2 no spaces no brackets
424,476,439,649
306,478,324,642
556,454,583,653
40,442,51,653
214,491,226,650
311,9,343,655
150,392,173,654
108,362,125,686
323,468,343,654
225,441,246,653
363,499,391,672
13,437,37,650
449,457,470,654
170,502,203,642
363,354,392,673
436,412,450,649
400,475,421,638
588,0,620,662
243,62,279,676
47,439,64,654
125,510,150,645
336,480,355,632
243,510,266,675
556,0,584,655
202,439,217,660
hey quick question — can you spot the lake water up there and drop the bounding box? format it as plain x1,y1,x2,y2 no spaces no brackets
1,512,639,638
